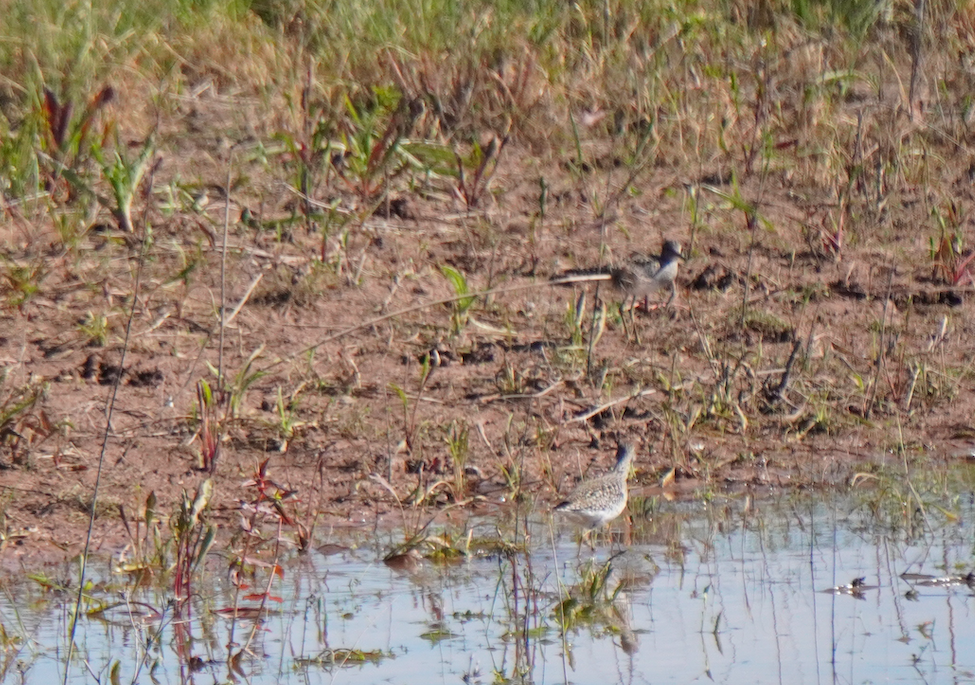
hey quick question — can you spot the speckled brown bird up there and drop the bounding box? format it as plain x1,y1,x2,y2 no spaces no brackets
553,240,684,309
555,443,636,530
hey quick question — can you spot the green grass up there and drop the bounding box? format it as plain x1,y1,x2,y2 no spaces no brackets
1,0,966,230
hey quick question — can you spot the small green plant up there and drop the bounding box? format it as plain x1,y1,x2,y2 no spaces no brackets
340,89,424,203
206,346,267,421
795,392,833,439
274,82,340,228
271,385,307,447
0,374,51,468
440,265,475,336
389,354,432,454
116,491,163,578
0,111,41,203
565,292,588,347
195,380,222,474
820,206,845,259
295,648,391,667
55,132,156,234
383,522,472,568
35,86,155,234
236,456,306,556
39,85,116,174
553,558,627,633
929,206,975,286
444,419,469,495
494,360,519,396
498,458,524,503
170,479,215,616
1,258,46,310
78,310,109,347
561,291,605,376
91,135,156,233
452,132,507,209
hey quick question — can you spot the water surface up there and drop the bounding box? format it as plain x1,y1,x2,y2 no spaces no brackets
5,492,975,684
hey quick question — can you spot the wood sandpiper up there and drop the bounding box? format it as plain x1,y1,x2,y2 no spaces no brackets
555,443,636,530
553,239,684,310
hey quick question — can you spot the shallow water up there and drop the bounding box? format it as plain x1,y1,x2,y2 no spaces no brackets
5,492,975,684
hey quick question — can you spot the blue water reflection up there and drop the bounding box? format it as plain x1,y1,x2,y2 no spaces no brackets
6,494,975,684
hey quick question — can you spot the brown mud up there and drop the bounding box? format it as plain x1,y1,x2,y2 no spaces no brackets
3,110,975,570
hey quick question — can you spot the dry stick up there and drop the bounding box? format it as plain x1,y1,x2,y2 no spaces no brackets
64,161,158,685
259,278,605,374
238,519,284,657
586,282,602,378
218,162,232,391
224,272,264,328
864,266,896,420
169,271,264,410
686,184,700,259
567,388,656,424
908,0,926,118
767,338,802,407
739,209,758,332
474,379,564,404
602,127,658,213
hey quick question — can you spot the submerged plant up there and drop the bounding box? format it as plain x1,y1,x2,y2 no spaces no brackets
170,479,215,616
116,491,164,578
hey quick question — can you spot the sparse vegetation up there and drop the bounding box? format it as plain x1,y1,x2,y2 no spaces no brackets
2,1,975,651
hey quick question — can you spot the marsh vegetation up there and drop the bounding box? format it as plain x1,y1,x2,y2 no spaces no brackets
2,0,975,679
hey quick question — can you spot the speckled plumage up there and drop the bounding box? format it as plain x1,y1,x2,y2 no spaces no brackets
552,240,684,309
555,444,636,529
610,240,683,306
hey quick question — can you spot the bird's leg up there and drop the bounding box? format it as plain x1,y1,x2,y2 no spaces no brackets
574,531,587,558
619,300,633,343
640,286,679,315
664,283,690,318
636,295,665,314
609,529,621,555
629,295,648,314
585,528,597,553
630,297,643,344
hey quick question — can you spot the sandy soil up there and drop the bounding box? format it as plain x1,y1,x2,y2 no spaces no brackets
3,96,975,570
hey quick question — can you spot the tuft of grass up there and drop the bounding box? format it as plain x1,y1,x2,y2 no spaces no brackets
1,258,47,310
444,419,470,496
740,309,794,343
77,310,110,347
0,373,52,468
440,265,476,337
